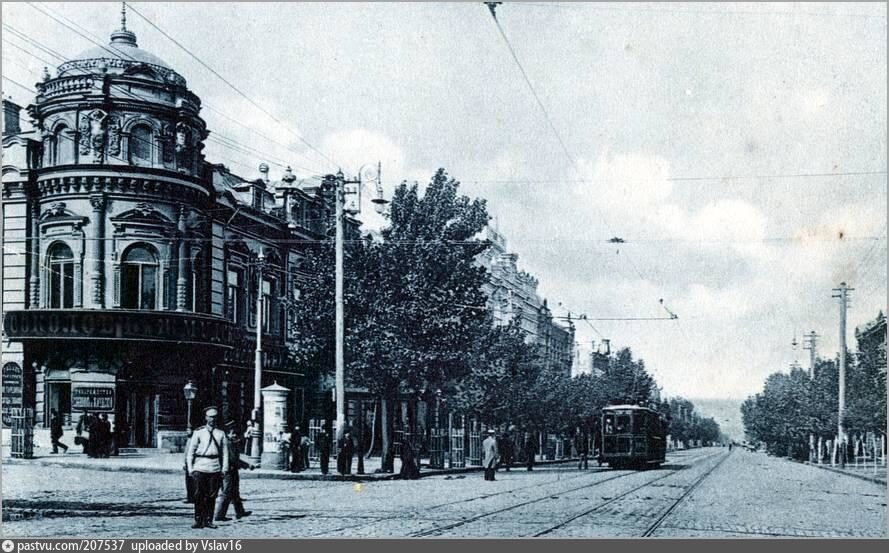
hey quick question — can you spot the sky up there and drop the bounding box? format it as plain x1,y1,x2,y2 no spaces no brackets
2,2,886,404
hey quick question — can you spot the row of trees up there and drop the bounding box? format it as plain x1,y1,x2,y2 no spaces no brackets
741,340,887,460
289,169,721,466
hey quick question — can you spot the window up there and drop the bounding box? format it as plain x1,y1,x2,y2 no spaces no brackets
53,125,75,165
227,267,243,324
130,124,152,165
262,277,274,332
121,245,158,309
189,251,204,312
47,243,75,308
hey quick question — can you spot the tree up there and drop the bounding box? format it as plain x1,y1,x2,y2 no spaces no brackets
450,320,544,426
289,168,492,470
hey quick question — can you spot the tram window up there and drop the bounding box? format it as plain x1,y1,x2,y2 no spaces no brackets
632,415,645,434
615,415,630,433
604,414,615,434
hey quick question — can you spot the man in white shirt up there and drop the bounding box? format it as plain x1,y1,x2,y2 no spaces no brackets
186,406,229,529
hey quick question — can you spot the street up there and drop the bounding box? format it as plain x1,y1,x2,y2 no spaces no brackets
3,448,885,538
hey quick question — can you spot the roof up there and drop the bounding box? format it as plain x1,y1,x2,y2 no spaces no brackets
70,31,172,69
603,404,656,411
57,24,184,86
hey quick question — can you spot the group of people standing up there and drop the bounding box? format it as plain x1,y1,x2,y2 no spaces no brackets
184,406,253,529
50,409,117,457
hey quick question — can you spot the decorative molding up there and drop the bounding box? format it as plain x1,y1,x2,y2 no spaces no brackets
35,174,210,203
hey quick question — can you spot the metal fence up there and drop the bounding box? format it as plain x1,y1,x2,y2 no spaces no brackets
9,408,34,459
428,428,447,469
449,424,465,468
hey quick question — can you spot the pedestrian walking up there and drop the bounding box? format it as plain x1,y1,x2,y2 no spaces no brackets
215,421,254,521
574,428,589,470
483,429,499,481
50,408,69,454
186,406,229,529
524,432,537,471
317,428,331,475
289,426,304,473
337,431,354,476
183,429,195,504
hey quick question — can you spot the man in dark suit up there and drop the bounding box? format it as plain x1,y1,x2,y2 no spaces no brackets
50,409,68,454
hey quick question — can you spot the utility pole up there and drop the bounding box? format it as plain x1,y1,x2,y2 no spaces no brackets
802,330,819,378
832,282,853,468
332,167,385,444
334,170,346,443
250,249,265,465
790,331,801,371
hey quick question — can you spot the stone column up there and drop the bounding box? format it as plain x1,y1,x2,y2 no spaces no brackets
176,205,187,311
28,201,40,308
87,194,106,308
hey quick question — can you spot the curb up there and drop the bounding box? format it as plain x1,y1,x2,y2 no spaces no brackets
2,456,580,481
800,460,887,485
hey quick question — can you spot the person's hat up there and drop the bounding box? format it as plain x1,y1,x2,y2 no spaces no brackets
204,406,219,416
487,429,496,434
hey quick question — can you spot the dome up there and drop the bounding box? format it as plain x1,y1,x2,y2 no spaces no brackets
57,6,185,86
70,31,173,70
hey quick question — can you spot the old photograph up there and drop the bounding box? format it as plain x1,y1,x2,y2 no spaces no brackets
1,1,886,539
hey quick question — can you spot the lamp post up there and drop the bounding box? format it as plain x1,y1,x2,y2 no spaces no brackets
250,249,266,465
183,380,197,433
332,165,388,444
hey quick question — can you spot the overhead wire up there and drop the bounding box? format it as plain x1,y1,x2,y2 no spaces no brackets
15,6,329,177
124,3,339,171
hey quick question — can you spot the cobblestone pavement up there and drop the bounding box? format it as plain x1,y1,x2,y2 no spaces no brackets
3,448,885,538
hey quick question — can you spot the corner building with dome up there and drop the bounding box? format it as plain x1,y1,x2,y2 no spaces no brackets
1,14,356,450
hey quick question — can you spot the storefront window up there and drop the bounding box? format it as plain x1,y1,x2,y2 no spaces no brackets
121,244,158,309
47,243,75,308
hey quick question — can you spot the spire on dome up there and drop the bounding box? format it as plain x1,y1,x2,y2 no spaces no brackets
110,1,137,46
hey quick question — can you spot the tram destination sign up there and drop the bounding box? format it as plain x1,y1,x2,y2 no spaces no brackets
3,309,235,348
72,386,114,411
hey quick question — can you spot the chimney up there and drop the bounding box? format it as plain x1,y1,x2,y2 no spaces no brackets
3,98,22,136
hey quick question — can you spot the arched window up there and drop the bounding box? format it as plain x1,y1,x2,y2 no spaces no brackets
53,125,75,165
121,244,158,309
47,243,75,308
130,124,153,165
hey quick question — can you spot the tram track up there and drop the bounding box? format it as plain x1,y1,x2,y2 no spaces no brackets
639,449,732,537
410,449,724,538
531,449,729,537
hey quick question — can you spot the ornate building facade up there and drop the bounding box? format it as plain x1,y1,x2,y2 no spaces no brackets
1,17,355,449
477,226,575,376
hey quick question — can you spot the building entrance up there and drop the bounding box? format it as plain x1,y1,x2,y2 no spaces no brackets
119,386,158,448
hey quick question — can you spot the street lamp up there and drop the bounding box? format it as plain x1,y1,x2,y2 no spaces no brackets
183,380,197,433
250,249,266,465
332,165,388,443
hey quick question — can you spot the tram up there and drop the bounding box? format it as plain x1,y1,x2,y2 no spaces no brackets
599,404,667,469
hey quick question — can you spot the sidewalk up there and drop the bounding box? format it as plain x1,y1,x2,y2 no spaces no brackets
1,445,578,481
802,460,887,485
